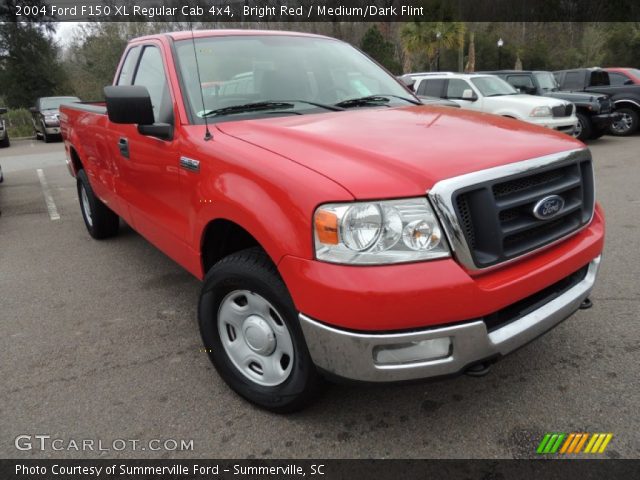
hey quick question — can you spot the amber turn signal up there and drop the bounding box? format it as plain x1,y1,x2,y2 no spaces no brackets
314,210,339,244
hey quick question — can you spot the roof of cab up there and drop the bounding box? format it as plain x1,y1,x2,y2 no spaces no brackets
130,29,330,43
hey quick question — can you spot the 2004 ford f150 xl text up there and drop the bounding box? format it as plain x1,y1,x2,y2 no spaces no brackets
60,30,604,412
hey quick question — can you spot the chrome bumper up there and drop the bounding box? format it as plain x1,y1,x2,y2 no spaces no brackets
299,256,600,382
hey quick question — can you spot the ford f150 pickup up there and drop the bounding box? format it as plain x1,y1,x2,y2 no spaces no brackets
60,30,605,412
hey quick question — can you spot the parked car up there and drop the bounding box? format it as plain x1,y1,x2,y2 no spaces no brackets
398,75,459,107
0,107,9,148
484,70,619,140
31,96,81,142
409,73,578,135
61,31,604,412
554,68,640,136
605,67,640,86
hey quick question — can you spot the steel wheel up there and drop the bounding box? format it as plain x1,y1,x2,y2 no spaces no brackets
80,184,93,227
217,289,294,387
572,118,583,138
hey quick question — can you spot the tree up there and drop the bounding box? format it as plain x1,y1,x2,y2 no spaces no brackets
400,22,465,72
0,23,68,108
360,25,401,75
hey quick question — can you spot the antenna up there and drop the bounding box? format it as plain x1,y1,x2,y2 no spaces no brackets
189,20,212,141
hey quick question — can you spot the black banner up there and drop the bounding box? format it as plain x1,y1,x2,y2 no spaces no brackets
3,460,640,480
2,0,640,22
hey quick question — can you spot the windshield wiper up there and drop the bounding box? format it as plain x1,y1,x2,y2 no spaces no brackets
335,94,420,108
288,100,345,111
202,101,295,118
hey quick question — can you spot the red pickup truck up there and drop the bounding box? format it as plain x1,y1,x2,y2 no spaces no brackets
61,30,604,412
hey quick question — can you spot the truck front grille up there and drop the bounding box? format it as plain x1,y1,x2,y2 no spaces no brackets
452,156,594,268
552,104,574,117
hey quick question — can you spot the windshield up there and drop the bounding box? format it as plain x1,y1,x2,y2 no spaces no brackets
175,35,413,121
471,76,518,96
534,72,558,91
629,68,640,79
40,97,80,110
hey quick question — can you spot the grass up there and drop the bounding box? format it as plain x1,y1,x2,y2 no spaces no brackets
3,109,34,138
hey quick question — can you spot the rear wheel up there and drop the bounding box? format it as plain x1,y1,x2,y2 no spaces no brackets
198,247,323,413
76,169,119,239
610,107,639,136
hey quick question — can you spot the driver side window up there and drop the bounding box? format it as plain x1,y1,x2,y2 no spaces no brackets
133,46,172,124
446,79,472,99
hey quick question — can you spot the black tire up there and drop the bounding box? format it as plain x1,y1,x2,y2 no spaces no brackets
590,129,607,140
198,247,323,413
610,107,639,136
0,135,9,148
42,124,50,143
76,169,119,239
574,112,592,141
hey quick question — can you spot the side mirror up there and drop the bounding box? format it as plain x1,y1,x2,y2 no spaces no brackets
104,85,155,125
625,79,634,85
104,85,172,140
0,107,7,115
462,89,477,101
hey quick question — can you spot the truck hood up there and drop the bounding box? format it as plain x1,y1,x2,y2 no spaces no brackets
544,91,607,103
216,106,584,199
491,94,568,108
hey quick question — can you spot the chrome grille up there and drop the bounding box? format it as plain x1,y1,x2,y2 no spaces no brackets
429,149,595,271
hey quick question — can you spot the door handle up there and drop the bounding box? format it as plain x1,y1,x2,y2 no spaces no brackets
118,137,129,159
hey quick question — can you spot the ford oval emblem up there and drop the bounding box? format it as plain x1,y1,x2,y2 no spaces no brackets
532,195,565,220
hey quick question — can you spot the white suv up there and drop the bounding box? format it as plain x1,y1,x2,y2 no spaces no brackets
410,73,578,134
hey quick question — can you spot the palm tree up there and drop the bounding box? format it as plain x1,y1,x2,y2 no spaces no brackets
400,22,466,72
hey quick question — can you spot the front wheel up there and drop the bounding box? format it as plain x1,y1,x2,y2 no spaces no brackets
198,247,323,413
610,107,639,136
573,112,592,141
0,134,9,148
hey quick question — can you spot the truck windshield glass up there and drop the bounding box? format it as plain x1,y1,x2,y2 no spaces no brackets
534,72,558,91
471,77,518,97
40,97,81,110
175,35,413,121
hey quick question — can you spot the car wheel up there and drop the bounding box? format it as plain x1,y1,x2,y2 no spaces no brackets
573,113,592,141
42,124,50,143
198,247,323,413
0,134,9,148
76,169,119,239
610,108,639,136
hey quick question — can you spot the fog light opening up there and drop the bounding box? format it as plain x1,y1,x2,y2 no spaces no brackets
373,337,452,366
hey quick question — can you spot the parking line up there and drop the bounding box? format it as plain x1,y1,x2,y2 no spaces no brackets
36,168,61,221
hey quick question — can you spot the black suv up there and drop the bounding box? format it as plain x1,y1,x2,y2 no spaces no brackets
554,68,640,136
484,70,618,141
0,107,9,148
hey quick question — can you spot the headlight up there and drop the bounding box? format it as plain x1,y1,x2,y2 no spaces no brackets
44,115,59,125
530,106,552,117
314,198,450,265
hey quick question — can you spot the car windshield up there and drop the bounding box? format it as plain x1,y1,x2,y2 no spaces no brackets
629,68,640,78
175,35,414,121
534,72,559,91
471,76,518,96
40,97,80,110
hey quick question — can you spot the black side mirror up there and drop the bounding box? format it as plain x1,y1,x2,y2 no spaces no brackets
0,107,6,115
625,79,634,85
104,85,172,140
104,85,154,125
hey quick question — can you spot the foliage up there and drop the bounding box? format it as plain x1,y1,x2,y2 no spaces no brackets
400,21,465,72
3,108,34,137
360,25,401,75
0,22,68,108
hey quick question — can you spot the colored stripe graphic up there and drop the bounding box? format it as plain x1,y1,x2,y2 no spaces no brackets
537,433,613,454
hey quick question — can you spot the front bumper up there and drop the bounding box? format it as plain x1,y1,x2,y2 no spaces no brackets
44,125,61,135
592,112,621,129
300,256,600,382
530,116,578,133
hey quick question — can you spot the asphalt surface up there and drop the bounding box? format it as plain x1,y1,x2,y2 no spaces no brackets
0,137,638,459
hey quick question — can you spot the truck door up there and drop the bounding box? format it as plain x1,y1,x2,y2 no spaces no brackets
115,43,188,257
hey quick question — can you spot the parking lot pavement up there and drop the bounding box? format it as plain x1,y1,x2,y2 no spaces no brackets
0,137,638,459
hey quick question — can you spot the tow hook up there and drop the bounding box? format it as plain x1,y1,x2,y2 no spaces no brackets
579,297,593,310
465,362,491,377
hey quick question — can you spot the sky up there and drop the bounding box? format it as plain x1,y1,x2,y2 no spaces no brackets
53,22,84,46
